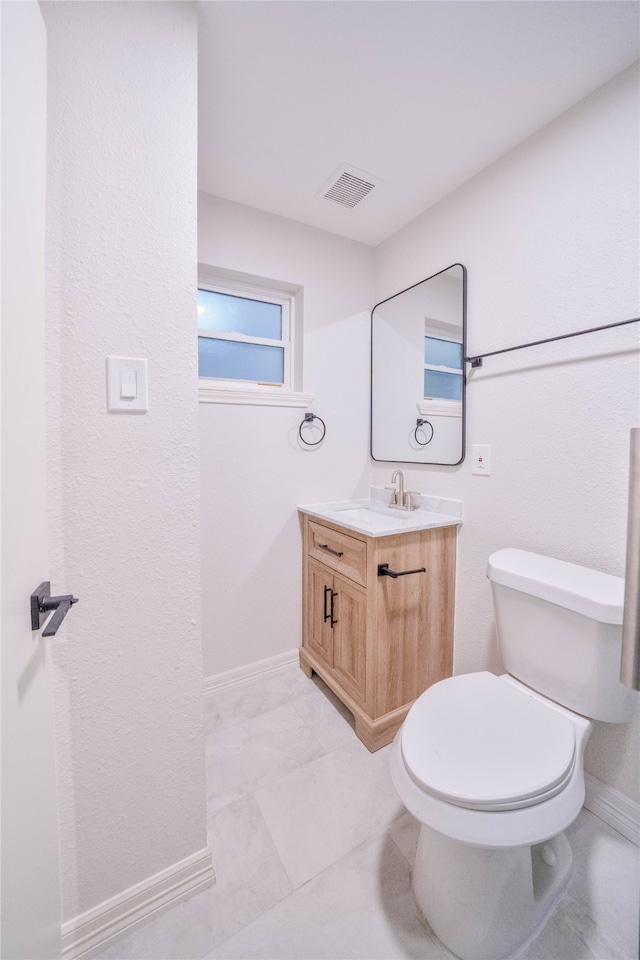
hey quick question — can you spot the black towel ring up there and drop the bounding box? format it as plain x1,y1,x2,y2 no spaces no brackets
299,412,326,446
414,418,434,446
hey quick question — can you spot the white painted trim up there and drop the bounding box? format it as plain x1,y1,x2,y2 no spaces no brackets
198,380,314,407
418,398,463,418
584,772,640,845
61,846,215,960
203,649,300,697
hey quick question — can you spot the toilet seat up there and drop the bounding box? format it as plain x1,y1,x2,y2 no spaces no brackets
401,672,576,812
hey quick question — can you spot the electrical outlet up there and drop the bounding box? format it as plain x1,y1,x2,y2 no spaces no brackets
472,444,491,476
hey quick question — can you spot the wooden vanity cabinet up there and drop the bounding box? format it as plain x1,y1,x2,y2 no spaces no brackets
299,511,457,752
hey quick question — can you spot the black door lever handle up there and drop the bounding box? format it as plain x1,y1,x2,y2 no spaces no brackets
41,596,78,636
31,582,79,636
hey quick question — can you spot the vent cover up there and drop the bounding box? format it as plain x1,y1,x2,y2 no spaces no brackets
320,164,382,209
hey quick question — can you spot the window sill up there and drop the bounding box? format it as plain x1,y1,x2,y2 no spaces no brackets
198,380,314,408
418,399,463,418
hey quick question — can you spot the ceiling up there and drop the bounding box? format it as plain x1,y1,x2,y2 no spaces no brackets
197,1,639,247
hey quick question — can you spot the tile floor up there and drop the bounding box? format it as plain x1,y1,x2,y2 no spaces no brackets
97,667,640,960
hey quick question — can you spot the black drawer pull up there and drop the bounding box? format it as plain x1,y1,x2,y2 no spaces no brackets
319,543,344,557
378,563,426,579
330,590,338,627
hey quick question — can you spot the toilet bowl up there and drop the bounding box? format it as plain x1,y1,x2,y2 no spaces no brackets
391,673,591,960
392,672,592,849
390,549,637,960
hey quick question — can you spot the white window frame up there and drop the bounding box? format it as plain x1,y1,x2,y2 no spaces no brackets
197,270,313,408
421,334,463,418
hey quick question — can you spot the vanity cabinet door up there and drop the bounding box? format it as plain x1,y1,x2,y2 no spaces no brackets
307,560,334,666
331,574,367,707
306,561,367,706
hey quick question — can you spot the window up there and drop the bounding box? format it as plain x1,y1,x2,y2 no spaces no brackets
198,287,287,384
421,335,463,416
197,270,312,407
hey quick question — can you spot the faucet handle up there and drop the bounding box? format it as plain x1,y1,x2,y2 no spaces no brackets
403,491,421,511
384,485,398,505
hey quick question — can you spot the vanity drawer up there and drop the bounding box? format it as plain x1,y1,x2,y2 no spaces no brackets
308,520,367,587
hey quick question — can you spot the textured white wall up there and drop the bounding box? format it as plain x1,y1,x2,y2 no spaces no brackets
43,1,208,920
198,194,374,677
372,65,640,801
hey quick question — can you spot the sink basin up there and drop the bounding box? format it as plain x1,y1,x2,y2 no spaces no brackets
331,506,408,531
298,498,461,537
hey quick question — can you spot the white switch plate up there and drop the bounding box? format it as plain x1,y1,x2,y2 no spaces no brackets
107,357,148,413
472,444,491,475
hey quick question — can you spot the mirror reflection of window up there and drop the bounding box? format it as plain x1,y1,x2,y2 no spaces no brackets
371,262,466,465
424,334,463,401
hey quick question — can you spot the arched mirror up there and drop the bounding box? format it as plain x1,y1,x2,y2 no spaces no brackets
371,263,467,465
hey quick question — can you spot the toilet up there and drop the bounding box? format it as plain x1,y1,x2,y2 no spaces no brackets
390,548,637,960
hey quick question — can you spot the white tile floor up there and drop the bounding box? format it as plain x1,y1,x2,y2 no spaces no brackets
97,667,640,960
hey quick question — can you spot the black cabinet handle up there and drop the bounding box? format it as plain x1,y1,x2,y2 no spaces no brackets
323,584,332,623
378,563,426,579
330,590,338,627
319,543,344,558
323,585,338,626
331,590,338,630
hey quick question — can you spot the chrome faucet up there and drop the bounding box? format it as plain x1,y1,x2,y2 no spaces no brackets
391,470,405,506
387,470,419,511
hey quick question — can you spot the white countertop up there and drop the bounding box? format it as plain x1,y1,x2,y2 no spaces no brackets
298,497,462,538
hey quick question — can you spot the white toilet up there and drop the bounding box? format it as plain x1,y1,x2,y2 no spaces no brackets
390,548,637,960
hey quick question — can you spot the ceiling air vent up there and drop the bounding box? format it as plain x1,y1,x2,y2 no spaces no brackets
320,164,382,209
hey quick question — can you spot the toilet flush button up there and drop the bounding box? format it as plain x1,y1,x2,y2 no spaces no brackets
540,844,556,867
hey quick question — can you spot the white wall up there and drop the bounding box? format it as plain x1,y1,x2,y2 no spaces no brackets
43,1,209,921
198,194,374,677
372,64,640,801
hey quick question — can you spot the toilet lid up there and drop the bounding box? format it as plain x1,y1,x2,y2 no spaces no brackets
401,673,576,811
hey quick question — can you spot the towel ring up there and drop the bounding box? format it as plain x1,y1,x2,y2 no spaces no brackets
299,412,326,446
414,418,434,446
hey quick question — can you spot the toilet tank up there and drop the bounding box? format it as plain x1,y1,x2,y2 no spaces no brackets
487,549,637,722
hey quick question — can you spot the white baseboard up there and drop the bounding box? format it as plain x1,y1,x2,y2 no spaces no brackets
61,846,215,960
584,772,640,845
202,648,300,697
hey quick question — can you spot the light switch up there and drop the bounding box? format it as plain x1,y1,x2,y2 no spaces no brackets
107,357,148,413
120,371,137,400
